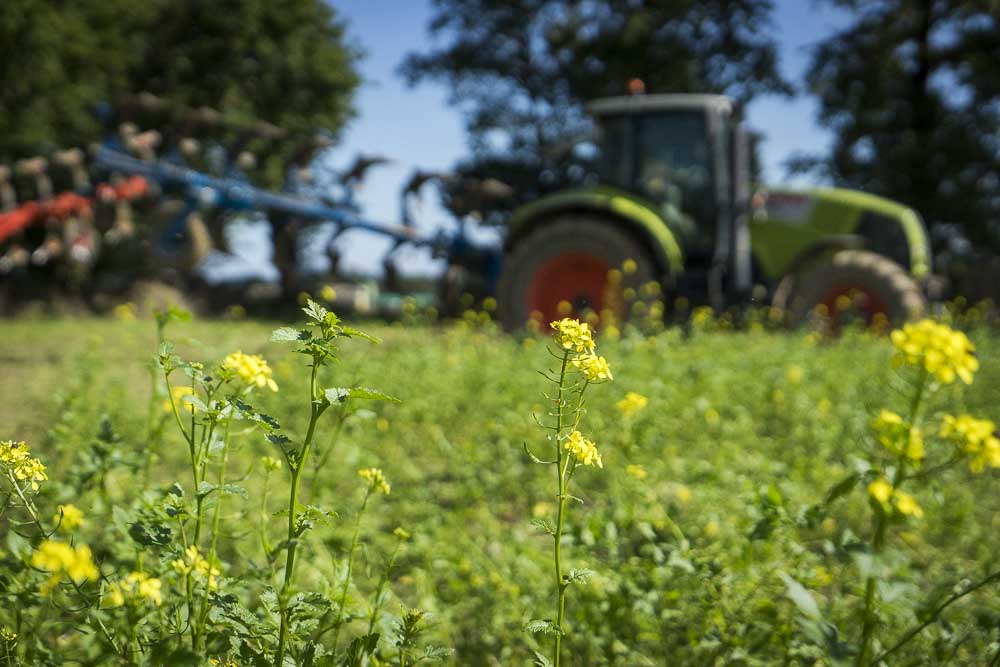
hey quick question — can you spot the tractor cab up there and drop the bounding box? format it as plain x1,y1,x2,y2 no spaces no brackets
588,94,754,303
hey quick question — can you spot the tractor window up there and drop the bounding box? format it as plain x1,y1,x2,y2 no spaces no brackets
635,111,713,224
595,115,633,190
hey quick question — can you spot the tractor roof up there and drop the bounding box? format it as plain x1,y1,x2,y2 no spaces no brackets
587,94,733,117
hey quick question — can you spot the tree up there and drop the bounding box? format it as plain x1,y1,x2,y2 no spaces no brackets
791,0,1000,255
0,0,360,161
401,0,791,224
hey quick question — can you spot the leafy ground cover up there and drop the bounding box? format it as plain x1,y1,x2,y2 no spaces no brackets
0,310,998,665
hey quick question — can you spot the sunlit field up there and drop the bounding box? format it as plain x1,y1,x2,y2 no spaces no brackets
1,309,998,666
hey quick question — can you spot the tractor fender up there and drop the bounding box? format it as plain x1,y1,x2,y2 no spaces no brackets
506,187,683,278
769,235,867,310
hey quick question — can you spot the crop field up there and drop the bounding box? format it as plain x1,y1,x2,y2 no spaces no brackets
1,308,999,666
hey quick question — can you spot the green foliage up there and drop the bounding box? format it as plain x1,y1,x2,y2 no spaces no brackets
1,311,1000,664
0,0,360,160
401,0,791,223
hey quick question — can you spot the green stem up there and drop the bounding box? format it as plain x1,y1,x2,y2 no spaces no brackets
275,361,323,667
331,488,372,653
552,351,569,667
366,539,403,636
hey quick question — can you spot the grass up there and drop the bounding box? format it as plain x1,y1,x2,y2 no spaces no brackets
1,314,999,664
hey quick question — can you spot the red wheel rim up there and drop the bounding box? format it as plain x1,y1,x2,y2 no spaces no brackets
817,283,889,330
526,252,612,324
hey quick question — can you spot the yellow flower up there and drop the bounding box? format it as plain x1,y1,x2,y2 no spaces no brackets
102,572,163,607
871,410,924,463
171,545,220,590
359,467,391,495
675,485,693,504
625,464,647,480
571,352,613,382
704,408,721,425
817,398,833,416
940,414,1000,473
222,351,278,392
320,284,337,302
704,520,719,538
867,477,923,519
54,504,85,531
0,440,47,491
260,455,282,472
550,318,595,353
393,527,411,540
890,320,978,384
31,540,99,595
163,385,198,414
564,430,603,468
616,392,648,417
785,366,804,384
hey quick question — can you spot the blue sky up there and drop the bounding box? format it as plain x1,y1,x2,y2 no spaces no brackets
308,1,854,276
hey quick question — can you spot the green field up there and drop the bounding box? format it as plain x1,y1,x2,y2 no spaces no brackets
1,314,998,665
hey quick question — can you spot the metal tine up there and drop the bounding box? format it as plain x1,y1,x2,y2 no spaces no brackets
0,165,15,211
340,154,391,186
14,156,53,201
52,148,90,191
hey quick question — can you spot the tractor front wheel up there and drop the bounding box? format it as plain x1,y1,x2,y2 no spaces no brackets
497,216,657,330
781,250,925,330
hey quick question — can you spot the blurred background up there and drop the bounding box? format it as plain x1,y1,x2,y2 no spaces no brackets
1,0,997,315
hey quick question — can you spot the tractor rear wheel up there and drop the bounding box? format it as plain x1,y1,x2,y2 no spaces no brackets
782,250,925,329
497,216,657,330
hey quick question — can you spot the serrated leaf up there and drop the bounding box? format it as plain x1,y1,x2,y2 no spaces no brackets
324,387,400,404
222,484,248,499
530,518,555,535
340,325,381,344
523,619,563,636
824,473,861,505
779,572,822,620
271,326,310,342
302,299,329,323
266,433,292,446
196,481,217,499
533,650,554,667
563,568,593,584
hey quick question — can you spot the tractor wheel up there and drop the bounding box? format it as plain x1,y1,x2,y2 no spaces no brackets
497,216,657,330
782,250,925,330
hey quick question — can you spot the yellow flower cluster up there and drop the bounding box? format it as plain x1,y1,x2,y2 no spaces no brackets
550,318,594,353
890,320,978,384
171,545,220,590
625,464,647,480
163,385,198,414
871,410,924,463
616,391,648,417
54,504,85,531
359,467,391,495
571,352,613,382
867,478,924,518
0,440,48,491
260,455,282,472
102,571,163,607
940,414,1000,473
565,430,603,468
222,351,278,392
31,540,99,595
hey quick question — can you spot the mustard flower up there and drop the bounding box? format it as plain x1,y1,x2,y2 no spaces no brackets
571,352,613,382
222,351,278,392
260,455,283,472
31,540,99,595
890,320,978,384
102,571,163,607
171,545,220,590
616,392,648,417
54,504,85,531
163,385,198,414
625,464,647,480
0,440,47,491
359,467,391,495
940,414,1000,473
550,318,595,353
871,409,924,463
564,430,603,468
867,477,923,519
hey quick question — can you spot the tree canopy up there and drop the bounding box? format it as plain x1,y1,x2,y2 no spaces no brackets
791,0,1000,253
0,0,360,160
401,0,791,223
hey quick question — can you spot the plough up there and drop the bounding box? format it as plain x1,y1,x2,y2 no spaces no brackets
0,94,505,314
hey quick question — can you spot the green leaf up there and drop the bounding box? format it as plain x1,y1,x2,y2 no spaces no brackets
271,327,310,342
779,572,822,620
563,568,593,585
523,619,563,636
824,473,861,505
342,632,380,667
222,483,249,499
302,299,329,323
196,481,217,499
533,650,555,667
324,387,400,404
530,518,555,535
340,325,381,344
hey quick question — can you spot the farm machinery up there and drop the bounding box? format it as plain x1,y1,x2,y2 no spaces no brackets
0,90,934,330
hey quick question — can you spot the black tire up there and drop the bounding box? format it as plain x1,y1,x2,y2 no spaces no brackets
783,250,926,327
497,216,658,331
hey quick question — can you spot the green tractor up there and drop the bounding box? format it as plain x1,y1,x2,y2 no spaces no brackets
497,94,931,330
